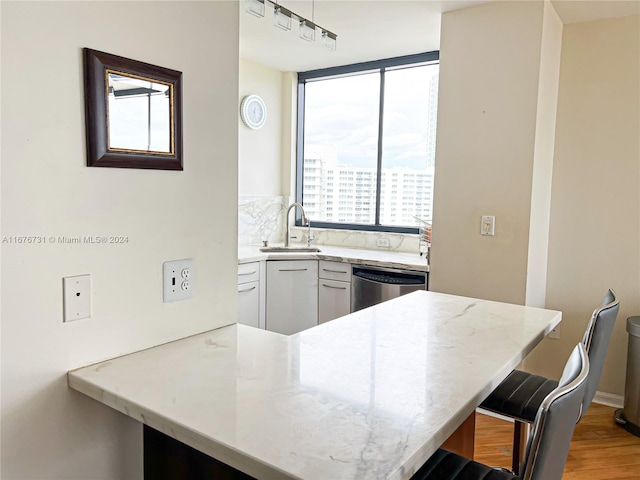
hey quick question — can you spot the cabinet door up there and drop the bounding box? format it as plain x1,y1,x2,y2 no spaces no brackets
237,281,260,328
318,279,351,324
319,260,351,282
237,262,260,283
266,260,318,335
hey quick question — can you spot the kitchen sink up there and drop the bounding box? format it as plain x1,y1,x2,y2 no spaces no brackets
260,246,321,253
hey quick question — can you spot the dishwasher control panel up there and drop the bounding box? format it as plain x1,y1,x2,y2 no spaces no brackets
351,265,427,312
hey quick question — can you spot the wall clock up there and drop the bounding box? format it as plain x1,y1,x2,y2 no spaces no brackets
240,95,267,130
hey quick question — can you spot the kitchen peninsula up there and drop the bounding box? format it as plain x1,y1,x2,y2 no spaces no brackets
68,291,560,480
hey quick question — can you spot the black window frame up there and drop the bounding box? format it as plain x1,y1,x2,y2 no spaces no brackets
295,51,440,233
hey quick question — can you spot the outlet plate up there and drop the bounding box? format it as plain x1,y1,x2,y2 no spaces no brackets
481,215,495,236
376,237,390,248
163,259,194,303
63,274,91,322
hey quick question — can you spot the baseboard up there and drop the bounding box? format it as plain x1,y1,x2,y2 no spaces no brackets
593,391,624,408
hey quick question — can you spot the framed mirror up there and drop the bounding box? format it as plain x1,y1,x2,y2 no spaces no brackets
83,48,183,170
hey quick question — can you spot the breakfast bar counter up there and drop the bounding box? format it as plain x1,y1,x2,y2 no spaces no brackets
68,291,560,480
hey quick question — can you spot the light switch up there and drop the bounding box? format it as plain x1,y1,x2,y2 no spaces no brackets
481,215,495,236
63,274,91,322
163,259,195,302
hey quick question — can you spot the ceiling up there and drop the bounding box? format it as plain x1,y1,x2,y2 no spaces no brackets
239,0,640,72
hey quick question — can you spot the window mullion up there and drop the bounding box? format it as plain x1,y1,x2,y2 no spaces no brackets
375,68,385,226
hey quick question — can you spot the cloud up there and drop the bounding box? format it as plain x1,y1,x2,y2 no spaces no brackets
303,64,439,169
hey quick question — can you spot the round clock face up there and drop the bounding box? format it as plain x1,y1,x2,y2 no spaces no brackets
240,95,267,129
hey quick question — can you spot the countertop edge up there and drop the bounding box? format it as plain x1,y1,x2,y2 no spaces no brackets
238,245,430,272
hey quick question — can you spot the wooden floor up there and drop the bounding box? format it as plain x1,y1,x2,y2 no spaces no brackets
474,404,640,479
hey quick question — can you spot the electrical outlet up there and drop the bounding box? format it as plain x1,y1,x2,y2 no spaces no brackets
163,259,195,302
63,274,91,322
376,237,390,248
481,215,495,236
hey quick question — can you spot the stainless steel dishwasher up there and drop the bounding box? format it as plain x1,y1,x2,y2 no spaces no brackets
351,265,427,312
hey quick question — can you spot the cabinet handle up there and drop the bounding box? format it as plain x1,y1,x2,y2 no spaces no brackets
322,268,348,274
238,286,256,293
322,283,347,290
278,268,308,272
238,271,257,276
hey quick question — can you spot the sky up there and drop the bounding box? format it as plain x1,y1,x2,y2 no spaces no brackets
304,63,439,170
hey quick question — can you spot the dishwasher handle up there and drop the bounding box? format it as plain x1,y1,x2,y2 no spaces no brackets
352,267,425,286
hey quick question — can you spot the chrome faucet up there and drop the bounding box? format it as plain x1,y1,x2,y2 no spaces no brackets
285,202,308,247
307,220,315,247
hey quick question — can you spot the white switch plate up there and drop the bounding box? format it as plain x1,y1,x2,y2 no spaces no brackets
163,259,194,303
63,274,91,322
481,215,495,236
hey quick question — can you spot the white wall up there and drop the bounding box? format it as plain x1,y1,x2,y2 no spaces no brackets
526,14,640,396
430,1,556,304
525,1,563,308
237,59,290,245
1,2,239,478
238,58,283,196
433,3,639,397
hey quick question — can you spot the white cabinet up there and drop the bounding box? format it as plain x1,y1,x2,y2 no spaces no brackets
237,281,260,328
266,260,318,335
319,260,351,282
318,260,351,324
319,279,351,324
237,262,262,328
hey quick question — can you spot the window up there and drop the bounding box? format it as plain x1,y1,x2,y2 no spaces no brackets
296,52,439,233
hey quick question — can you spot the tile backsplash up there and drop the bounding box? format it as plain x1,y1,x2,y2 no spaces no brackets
289,226,419,254
238,195,286,246
238,195,420,254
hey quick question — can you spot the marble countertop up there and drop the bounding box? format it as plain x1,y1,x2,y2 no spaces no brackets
238,244,429,272
68,291,560,480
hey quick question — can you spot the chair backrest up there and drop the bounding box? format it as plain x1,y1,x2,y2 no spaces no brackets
521,343,589,480
580,288,619,416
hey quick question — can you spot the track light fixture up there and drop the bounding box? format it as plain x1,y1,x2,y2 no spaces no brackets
321,30,337,51
273,4,293,31
299,18,316,42
245,0,337,51
245,0,266,18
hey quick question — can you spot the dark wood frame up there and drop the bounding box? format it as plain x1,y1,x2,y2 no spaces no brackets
83,48,183,170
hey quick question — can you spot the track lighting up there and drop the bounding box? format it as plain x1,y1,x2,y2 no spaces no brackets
245,0,337,51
